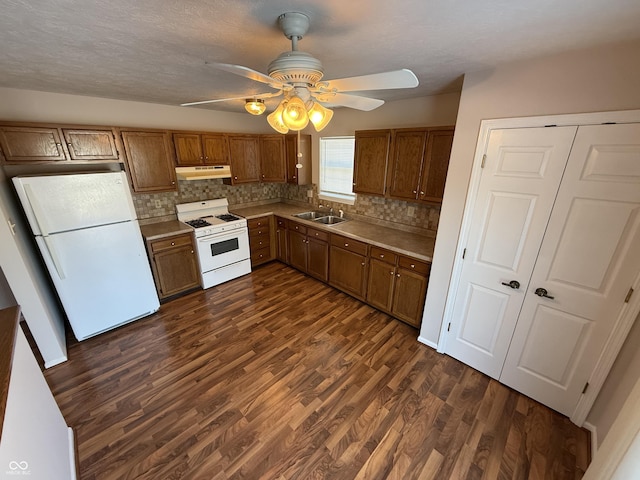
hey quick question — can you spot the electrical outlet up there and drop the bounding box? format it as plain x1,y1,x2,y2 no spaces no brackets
307,189,313,198
154,200,162,208
407,206,415,217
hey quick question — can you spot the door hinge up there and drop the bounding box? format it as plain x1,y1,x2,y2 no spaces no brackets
481,154,486,168
447,323,451,332
582,382,589,394
462,248,466,259
624,287,634,303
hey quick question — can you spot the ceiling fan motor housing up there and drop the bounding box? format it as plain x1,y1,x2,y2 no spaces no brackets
268,51,324,85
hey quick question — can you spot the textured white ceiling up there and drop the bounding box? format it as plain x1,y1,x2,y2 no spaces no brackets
2,0,640,113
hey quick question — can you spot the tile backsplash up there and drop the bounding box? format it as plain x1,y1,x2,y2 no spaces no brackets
134,180,439,236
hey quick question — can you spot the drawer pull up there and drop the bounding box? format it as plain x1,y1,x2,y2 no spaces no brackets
410,264,415,268
344,243,349,247
171,242,175,246
380,254,384,258
390,271,394,275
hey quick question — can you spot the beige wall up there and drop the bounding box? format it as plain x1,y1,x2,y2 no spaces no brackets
421,38,640,440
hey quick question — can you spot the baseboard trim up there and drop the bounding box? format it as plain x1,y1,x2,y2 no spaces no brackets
417,335,438,350
583,421,598,457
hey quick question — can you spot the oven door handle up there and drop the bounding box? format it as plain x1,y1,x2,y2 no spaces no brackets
197,230,246,244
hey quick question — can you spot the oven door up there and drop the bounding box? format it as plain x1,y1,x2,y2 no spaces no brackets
196,227,250,273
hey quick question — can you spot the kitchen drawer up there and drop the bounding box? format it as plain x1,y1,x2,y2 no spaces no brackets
251,246,271,264
249,224,270,237
370,246,397,265
307,227,329,242
398,255,430,275
250,233,270,250
331,234,368,256
288,221,307,235
248,216,271,230
149,233,194,253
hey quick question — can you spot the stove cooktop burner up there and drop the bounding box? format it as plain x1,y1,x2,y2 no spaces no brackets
185,218,211,228
216,213,241,222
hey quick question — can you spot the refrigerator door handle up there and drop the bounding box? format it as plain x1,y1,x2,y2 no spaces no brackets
23,184,51,236
42,236,66,280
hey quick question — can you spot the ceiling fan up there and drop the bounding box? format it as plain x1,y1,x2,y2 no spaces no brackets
181,12,419,133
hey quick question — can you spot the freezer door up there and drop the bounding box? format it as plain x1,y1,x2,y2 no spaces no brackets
13,171,137,235
35,220,159,340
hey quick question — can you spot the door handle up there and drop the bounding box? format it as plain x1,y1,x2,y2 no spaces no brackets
501,280,520,290
534,288,555,299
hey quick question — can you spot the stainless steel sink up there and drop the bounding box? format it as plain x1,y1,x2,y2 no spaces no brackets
293,211,324,220
313,215,349,225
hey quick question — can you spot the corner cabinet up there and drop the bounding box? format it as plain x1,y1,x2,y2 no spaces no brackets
0,123,121,164
287,221,329,282
146,233,200,299
120,130,177,193
285,134,312,185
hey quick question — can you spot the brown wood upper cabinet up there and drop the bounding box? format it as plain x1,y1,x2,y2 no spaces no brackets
352,130,391,196
0,123,120,163
259,135,286,182
224,135,261,185
120,130,177,193
285,133,311,185
173,132,229,166
353,126,454,204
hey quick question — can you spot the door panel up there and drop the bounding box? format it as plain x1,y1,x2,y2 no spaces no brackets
445,126,578,379
501,123,640,416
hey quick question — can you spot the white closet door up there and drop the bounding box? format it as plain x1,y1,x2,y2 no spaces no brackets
500,123,640,416
444,126,577,378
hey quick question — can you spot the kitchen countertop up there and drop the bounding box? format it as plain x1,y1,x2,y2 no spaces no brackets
230,203,436,262
139,220,193,241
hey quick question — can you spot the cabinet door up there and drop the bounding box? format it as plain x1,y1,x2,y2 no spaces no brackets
0,126,67,162
121,131,177,193
329,247,368,300
388,129,427,200
419,129,454,203
392,266,429,327
285,134,311,185
367,258,395,311
150,235,200,298
202,134,230,165
275,217,289,263
288,229,307,272
227,136,261,184
307,233,329,282
62,128,120,161
260,135,286,182
353,130,391,196
173,133,204,165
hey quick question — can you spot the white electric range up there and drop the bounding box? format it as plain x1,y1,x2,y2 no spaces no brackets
176,199,251,289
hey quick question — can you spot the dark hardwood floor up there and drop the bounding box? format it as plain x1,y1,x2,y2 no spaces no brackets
44,262,590,479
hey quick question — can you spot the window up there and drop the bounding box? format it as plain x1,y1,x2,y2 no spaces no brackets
319,136,356,204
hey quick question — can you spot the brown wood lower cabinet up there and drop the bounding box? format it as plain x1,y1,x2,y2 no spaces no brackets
287,221,329,282
147,233,200,299
275,217,288,263
329,234,369,300
367,246,430,327
248,216,273,267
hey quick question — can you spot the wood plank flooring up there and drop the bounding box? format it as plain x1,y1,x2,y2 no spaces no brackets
44,262,590,479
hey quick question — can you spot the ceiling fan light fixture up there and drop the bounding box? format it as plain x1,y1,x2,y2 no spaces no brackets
281,96,309,131
307,101,333,132
245,98,266,115
267,102,289,134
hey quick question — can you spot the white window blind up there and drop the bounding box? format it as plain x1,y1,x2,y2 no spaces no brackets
319,136,356,204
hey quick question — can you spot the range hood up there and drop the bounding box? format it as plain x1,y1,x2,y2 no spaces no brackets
175,165,232,180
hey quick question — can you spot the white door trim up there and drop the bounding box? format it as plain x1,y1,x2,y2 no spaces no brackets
438,109,640,426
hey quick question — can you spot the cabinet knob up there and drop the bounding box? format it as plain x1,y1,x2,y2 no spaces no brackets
293,175,296,179
315,232,319,236
171,181,175,185
361,262,365,266
413,190,417,194
171,242,175,246
410,264,415,268
380,254,384,258
396,273,401,277
191,250,194,254
200,156,204,160
234,176,238,180
390,271,394,275
420,191,425,195
344,243,349,247
259,241,263,245
205,156,209,160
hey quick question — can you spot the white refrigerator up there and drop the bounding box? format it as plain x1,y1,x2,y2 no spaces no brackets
12,171,160,341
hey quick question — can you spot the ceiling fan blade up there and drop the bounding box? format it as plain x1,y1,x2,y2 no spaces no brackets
209,62,285,89
315,92,385,111
321,69,419,93
181,91,281,107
